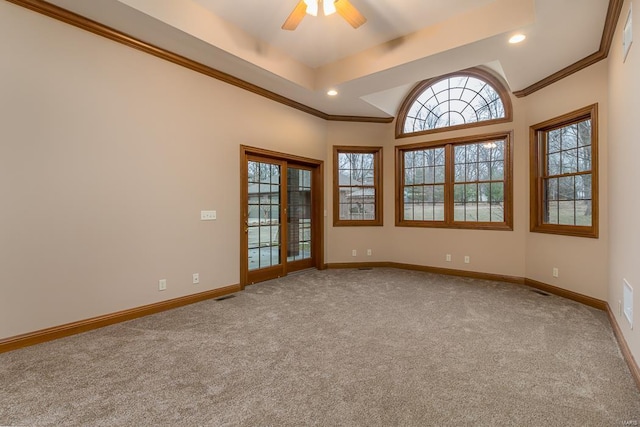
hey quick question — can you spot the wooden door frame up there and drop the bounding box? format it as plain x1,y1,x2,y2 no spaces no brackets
240,145,324,289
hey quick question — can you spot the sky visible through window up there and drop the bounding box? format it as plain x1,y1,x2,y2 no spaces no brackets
404,76,506,133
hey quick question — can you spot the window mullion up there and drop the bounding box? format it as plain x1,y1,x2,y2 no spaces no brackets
444,143,454,225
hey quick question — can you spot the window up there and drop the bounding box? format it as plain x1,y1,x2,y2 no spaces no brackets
396,132,513,230
333,146,383,226
530,104,598,238
396,68,513,138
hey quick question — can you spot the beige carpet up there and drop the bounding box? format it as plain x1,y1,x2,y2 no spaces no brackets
1,268,639,426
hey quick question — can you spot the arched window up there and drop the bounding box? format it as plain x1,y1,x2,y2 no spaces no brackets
396,68,513,138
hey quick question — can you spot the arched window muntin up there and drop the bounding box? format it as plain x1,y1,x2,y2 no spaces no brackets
396,67,513,139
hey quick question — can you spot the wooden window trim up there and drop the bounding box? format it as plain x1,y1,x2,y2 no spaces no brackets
529,104,599,238
333,146,383,227
396,67,514,139
395,132,513,230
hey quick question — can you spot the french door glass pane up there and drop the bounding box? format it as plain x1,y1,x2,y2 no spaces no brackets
287,168,312,262
248,160,281,271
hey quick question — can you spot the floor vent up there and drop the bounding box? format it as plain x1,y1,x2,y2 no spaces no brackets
531,290,551,296
215,295,236,302
358,267,373,271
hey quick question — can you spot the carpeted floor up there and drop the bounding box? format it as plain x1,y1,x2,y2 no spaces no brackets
1,268,639,426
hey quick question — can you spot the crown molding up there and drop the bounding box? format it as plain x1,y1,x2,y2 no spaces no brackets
4,0,392,124
4,0,625,117
513,0,624,98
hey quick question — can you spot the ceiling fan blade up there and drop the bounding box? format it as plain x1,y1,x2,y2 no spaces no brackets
334,0,367,29
282,0,307,31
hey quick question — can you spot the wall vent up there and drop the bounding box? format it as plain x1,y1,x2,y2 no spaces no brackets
623,279,633,329
531,290,550,296
215,295,236,302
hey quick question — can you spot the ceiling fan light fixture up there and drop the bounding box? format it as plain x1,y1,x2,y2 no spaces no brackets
304,0,318,17
323,0,337,16
282,0,366,30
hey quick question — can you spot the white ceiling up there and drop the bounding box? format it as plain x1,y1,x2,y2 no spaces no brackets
193,0,499,68
43,0,611,119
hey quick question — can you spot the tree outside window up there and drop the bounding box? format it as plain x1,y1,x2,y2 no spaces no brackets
333,146,383,226
396,68,513,138
396,132,513,230
530,104,598,238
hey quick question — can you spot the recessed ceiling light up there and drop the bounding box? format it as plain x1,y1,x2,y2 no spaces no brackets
509,34,526,44
327,89,338,96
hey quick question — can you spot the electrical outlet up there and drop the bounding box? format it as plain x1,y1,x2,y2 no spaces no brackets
352,249,357,257
158,279,167,291
464,256,470,264
367,249,372,256
446,254,452,262
193,273,199,284
552,268,559,278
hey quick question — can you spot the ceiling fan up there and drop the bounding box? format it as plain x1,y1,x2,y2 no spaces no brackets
282,0,367,31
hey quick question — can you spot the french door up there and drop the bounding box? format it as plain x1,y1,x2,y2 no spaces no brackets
241,146,323,287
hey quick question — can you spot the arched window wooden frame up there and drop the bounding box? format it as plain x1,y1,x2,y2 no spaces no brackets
396,67,513,139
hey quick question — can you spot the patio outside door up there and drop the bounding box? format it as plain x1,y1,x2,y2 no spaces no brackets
245,156,285,283
241,146,323,287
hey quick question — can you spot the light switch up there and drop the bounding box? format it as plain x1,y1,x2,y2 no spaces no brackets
200,210,216,221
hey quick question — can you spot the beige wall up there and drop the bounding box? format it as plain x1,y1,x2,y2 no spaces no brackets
326,112,528,277
326,68,610,293
0,0,627,359
0,2,326,339
607,0,640,363
522,61,609,300
325,121,395,263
